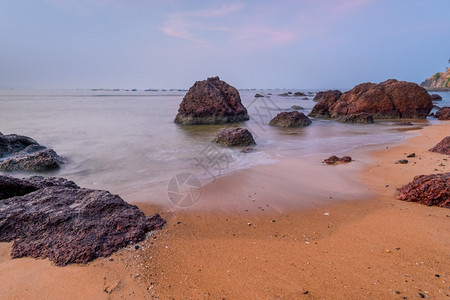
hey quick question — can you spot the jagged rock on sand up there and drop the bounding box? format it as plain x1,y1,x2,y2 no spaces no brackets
309,79,433,119
0,175,166,266
214,127,256,147
397,173,449,208
0,132,64,172
429,136,450,155
174,76,249,125
269,111,312,128
323,155,352,165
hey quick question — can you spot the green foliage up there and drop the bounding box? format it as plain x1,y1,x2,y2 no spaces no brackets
445,78,450,88
433,72,441,80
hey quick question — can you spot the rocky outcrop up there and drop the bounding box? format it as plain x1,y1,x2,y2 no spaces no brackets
336,113,374,124
430,94,442,101
429,136,450,155
0,133,64,172
174,77,249,125
313,90,342,102
397,173,449,208
434,107,450,120
269,111,312,128
420,69,450,91
0,175,166,266
309,79,433,119
323,155,352,165
214,127,256,147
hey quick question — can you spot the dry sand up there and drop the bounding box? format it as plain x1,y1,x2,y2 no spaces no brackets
0,122,449,299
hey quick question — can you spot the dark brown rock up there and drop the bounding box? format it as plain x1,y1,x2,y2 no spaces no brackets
293,92,306,97
429,136,450,155
310,80,433,119
269,111,312,128
174,77,249,125
0,175,165,266
0,132,64,172
291,105,304,110
430,94,442,101
278,92,290,96
397,173,449,208
434,107,450,120
254,93,264,98
336,113,374,124
214,127,256,147
323,155,352,165
312,90,342,102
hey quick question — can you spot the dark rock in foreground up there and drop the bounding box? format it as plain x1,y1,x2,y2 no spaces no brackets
430,94,442,101
397,173,449,208
429,136,450,155
336,113,374,124
0,175,166,266
269,111,312,128
214,127,255,147
309,79,433,119
0,133,64,172
174,76,249,125
434,107,450,120
323,155,352,165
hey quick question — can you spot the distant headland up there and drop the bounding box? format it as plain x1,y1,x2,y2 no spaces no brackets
420,67,450,91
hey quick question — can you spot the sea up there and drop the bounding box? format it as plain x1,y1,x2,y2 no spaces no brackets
0,88,448,206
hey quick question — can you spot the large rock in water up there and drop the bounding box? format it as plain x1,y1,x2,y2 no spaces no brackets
309,79,433,119
269,111,312,128
214,127,255,147
0,175,166,266
174,76,249,125
0,133,64,172
429,136,450,155
397,173,449,208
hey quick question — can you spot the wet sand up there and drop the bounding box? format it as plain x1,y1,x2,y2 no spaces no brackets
0,122,449,299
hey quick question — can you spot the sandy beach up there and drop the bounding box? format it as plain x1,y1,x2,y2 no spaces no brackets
0,122,449,299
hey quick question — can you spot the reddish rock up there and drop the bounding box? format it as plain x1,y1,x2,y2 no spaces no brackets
430,94,442,101
323,155,352,165
397,173,449,208
434,107,450,120
0,176,165,266
336,113,374,124
269,111,312,128
313,90,342,102
174,76,249,125
310,79,433,119
214,127,256,147
429,136,450,155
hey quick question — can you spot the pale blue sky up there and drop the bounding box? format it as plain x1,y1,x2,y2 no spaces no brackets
1,0,449,89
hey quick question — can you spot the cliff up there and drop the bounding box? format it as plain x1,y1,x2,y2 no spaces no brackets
420,68,450,91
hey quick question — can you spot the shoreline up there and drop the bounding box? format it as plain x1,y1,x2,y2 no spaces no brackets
0,122,449,299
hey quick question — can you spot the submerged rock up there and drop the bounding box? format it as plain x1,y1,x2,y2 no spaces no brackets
434,107,450,120
254,93,264,98
309,79,433,119
323,155,352,165
291,105,304,110
336,113,374,124
0,133,64,172
429,136,450,155
174,76,249,125
430,94,442,101
293,92,306,97
214,127,255,147
0,175,166,266
269,111,312,128
395,121,414,126
397,173,449,208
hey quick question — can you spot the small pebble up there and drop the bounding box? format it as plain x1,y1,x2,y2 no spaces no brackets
407,153,416,158
385,249,391,253
418,292,425,298
135,245,140,250
397,159,408,164
395,290,401,294
434,274,440,277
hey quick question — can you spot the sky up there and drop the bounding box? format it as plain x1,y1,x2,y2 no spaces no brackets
0,0,449,89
